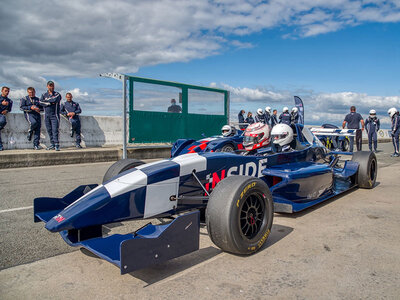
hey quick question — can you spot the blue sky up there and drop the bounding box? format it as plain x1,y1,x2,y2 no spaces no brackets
1,0,399,128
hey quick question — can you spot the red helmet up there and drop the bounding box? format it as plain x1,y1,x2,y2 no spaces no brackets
243,122,271,151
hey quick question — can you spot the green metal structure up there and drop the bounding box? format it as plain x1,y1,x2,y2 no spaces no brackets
128,76,229,143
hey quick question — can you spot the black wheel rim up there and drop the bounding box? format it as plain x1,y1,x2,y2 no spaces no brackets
240,192,265,240
369,158,377,182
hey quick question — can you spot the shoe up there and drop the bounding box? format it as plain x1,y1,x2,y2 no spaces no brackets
33,145,41,150
55,145,60,151
70,129,74,138
47,145,55,150
27,130,33,141
390,152,399,157
76,144,82,149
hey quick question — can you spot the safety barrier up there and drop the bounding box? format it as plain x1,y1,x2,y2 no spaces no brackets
0,113,123,149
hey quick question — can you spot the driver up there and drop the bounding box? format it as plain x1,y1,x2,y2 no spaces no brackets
271,124,294,152
243,122,271,154
221,124,237,137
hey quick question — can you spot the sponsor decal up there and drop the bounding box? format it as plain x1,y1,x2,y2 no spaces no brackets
54,214,65,223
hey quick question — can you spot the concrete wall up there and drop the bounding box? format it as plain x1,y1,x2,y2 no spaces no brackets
0,113,123,149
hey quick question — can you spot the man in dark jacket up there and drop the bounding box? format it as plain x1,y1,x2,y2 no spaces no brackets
40,81,62,151
0,86,13,151
271,109,278,127
61,93,82,148
388,107,400,157
279,107,291,125
365,109,380,152
20,87,42,149
238,110,246,129
342,106,364,152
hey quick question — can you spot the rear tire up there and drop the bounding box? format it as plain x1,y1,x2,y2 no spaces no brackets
206,176,273,255
221,143,235,152
102,159,145,183
351,151,377,188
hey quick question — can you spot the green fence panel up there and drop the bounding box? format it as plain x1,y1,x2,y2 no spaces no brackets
128,76,229,143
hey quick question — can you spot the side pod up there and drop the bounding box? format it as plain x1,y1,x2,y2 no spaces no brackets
62,210,200,274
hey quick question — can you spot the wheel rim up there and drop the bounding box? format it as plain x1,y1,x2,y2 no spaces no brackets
239,192,265,240
369,158,377,182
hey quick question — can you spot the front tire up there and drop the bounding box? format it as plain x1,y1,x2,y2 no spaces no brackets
102,159,145,183
351,151,377,188
206,176,273,255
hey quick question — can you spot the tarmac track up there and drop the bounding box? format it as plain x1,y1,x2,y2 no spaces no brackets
0,145,399,299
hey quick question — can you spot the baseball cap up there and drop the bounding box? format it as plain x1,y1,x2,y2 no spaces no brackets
47,81,54,86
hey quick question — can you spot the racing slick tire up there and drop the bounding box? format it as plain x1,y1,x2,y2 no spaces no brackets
206,176,273,255
341,138,350,152
221,143,235,152
351,151,377,189
102,159,145,183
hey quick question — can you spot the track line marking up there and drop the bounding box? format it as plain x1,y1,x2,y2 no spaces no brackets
0,206,33,214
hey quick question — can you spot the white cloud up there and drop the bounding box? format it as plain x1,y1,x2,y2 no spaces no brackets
1,0,399,88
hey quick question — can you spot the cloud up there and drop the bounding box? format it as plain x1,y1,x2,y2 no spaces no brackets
1,0,400,88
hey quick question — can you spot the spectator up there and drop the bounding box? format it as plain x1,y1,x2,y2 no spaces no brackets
238,109,246,129
388,107,399,157
279,107,291,125
245,112,254,125
61,93,82,148
365,109,380,152
20,87,42,150
40,81,62,151
255,108,265,123
342,106,364,152
0,86,13,151
264,106,271,126
271,109,278,127
167,98,182,113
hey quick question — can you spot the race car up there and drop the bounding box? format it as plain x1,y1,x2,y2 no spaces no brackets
171,126,244,157
311,124,352,152
34,124,377,274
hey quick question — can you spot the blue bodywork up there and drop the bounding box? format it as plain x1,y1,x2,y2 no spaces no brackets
34,124,362,273
171,130,244,157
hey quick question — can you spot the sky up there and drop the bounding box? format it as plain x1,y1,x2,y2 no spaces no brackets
1,0,399,128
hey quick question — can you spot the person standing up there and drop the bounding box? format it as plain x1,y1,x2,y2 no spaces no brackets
364,109,380,152
0,86,13,151
264,106,271,126
238,109,246,129
255,108,265,123
291,107,299,124
40,81,62,151
342,106,364,152
167,98,182,113
245,111,254,125
271,109,278,127
388,107,399,157
20,87,42,150
61,93,82,148
279,107,291,125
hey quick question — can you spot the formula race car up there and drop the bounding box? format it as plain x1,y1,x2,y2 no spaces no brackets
311,124,353,152
171,128,244,157
34,124,377,274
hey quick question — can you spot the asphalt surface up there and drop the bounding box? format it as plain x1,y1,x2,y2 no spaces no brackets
1,143,399,299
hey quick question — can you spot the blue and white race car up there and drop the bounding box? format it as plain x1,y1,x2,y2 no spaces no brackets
34,124,377,274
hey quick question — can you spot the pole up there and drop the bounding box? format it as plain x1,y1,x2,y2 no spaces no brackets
122,75,127,159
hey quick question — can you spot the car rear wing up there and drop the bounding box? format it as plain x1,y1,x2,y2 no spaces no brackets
310,128,356,137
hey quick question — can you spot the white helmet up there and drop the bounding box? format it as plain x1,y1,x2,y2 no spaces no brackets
221,124,236,137
265,106,271,114
388,107,397,118
243,122,271,151
271,124,293,147
283,107,289,113
369,109,376,118
291,107,298,113
257,108,263,115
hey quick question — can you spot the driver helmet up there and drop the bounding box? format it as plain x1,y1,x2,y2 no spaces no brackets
291,107,298,113
283,107,289,113
388,107,397,118
243,122,271,151
271,124,293,147
369,109,376,118
257,108,263,116
265,106,271,114
221,124,236,137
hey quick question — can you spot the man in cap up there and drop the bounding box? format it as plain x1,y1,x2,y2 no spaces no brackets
364,109,380,152
40,81,62,151
0,86,13,151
